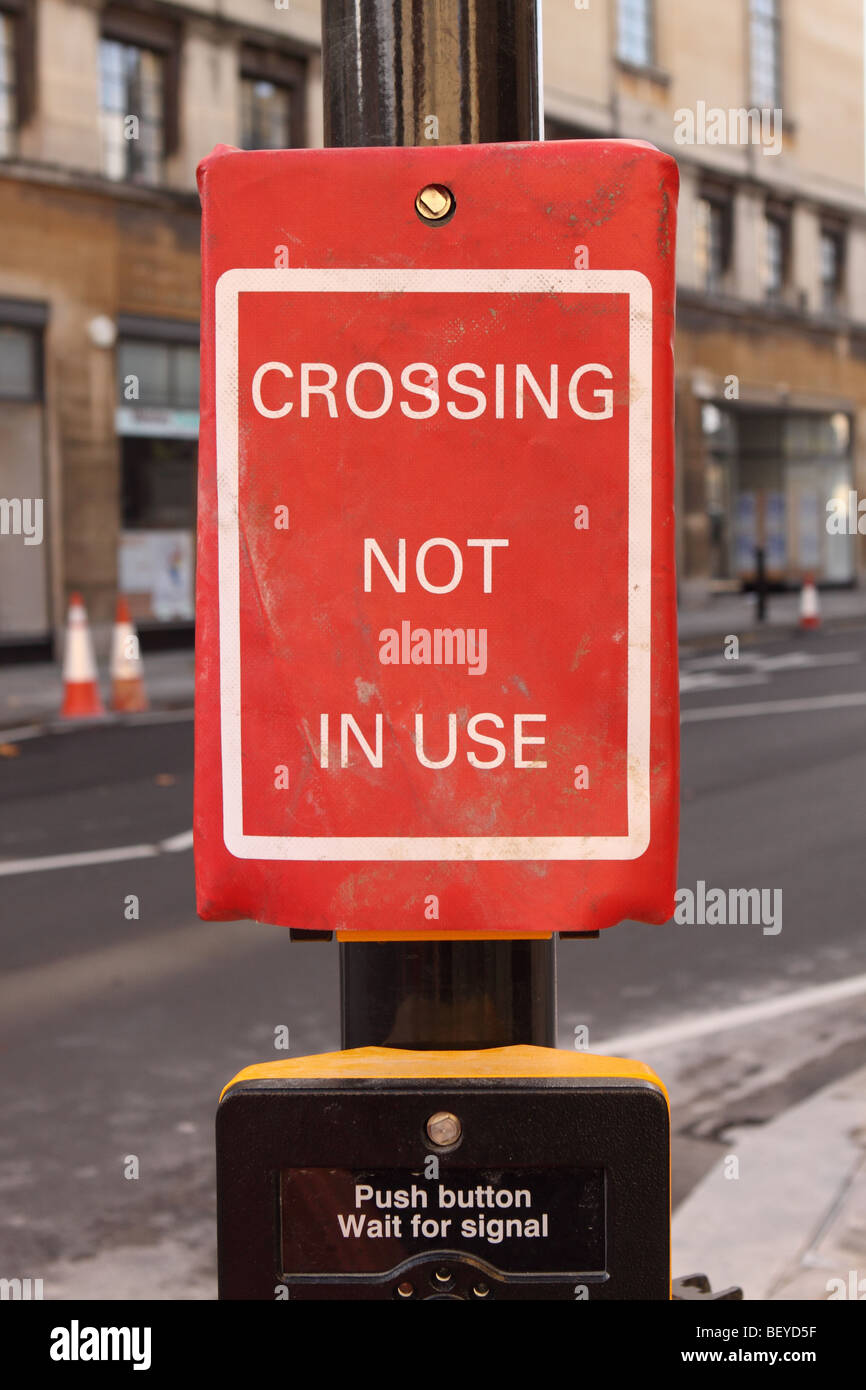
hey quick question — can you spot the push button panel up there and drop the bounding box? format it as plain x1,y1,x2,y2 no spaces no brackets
216,1048,670,1301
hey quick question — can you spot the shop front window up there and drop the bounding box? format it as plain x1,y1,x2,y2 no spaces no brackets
701,404,737,581
116,335,198,625
731,410,854,586
0,309,49,644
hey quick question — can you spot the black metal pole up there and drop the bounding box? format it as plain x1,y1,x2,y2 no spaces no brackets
322,0,542,148
341,938,556,1050
322,0,556,1051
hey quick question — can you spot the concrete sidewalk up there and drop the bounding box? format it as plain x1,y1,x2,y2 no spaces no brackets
678,586,866,644
0,649,195,731
672,1062,866,1301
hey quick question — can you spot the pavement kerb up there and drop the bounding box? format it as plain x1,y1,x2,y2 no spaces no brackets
672,1061,866,1301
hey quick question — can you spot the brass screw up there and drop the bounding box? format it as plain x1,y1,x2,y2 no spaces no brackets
426,1110,462,1146
416,184,454,221
396,1281,415,1299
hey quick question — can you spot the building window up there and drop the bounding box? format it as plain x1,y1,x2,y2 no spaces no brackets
121,436,197,530
99,38,165,183
0,304,48,645
819,227,845,314
0,12,16,157
115,328,197,624
0,323,40,399
763,213,789,299
695,196,732,294
117,339,199,412
750,0,781,109
240,46,306,151
116,338,198,535
731,410,855,586
617,0,654,69
241,79,292,150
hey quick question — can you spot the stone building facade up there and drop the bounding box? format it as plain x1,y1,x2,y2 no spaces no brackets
0,0,322,653
546,0,866,602
0,0,864,654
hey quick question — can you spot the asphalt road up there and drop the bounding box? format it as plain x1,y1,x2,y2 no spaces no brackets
1,622,865,1297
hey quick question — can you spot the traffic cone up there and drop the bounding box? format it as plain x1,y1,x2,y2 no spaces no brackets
60,593,105,718
110,597,149,712
799,573,821,630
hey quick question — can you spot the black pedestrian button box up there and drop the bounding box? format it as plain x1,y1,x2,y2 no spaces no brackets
216,1046,670,1300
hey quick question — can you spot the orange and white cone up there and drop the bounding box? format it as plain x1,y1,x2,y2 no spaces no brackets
799,574,821,630
60,593,105,718
110,597,149,712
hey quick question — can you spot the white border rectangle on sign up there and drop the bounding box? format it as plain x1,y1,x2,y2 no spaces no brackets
214,268,652,861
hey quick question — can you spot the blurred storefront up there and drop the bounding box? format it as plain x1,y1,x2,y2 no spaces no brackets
702,404,855,587
0,301,51,652
116,321,198,635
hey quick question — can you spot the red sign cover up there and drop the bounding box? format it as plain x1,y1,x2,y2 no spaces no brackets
195,140,679,936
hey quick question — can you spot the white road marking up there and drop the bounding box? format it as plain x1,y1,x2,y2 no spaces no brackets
0,724,43,742
595,972,866,1057
0,829,194,877
681,691,866,723
679,672,768,693
0,709,194,743
681,650,860,675
160,828,194,852
752,651,861,672
679,650,862,692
